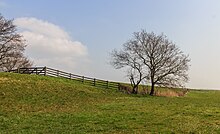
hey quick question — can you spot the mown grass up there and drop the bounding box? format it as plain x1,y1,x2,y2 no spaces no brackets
0,72,220,133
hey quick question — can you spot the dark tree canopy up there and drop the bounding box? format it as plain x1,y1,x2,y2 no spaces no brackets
111,30,190,95
0,14,32,71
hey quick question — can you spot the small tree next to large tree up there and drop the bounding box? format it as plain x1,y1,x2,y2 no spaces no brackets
111,30,190,95
111,44,147,94
0,14,32,71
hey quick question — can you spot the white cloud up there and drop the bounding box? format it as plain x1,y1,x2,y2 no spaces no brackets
14,17,89,73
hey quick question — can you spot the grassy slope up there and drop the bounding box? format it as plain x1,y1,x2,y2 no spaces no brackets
0,73,220,133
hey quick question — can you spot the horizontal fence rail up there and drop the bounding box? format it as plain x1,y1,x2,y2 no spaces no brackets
9,67,120,90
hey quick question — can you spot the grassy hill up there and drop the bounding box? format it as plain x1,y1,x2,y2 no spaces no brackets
0,72,220,133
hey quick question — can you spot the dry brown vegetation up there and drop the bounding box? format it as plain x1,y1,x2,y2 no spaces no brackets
118,84,189,97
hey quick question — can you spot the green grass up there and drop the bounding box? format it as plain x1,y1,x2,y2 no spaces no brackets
0,72,220,133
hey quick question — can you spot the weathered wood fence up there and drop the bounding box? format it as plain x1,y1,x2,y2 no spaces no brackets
9,67,120,90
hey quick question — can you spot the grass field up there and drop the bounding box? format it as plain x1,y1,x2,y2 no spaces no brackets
0,72,220,133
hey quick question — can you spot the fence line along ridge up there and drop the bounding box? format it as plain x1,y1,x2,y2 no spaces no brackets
9,67,120,90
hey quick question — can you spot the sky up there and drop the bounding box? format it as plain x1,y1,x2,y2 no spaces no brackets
0,0,220,89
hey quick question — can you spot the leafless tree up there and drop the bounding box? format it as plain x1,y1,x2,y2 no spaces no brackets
111,30,190,96
111,43,147,94
0,14,32,71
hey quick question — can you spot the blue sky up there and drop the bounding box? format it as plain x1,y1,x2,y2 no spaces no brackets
1,0,220,89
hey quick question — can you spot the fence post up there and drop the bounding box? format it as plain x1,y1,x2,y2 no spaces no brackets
106,81,109,89
94,78,96,86
35,68,38,74
44,67,47,76
69,73,72,79
36,68,39,75
82,76,84,83
17,68,20,73
26,68,29,74
34,68,36,74
118,83,120,90
57,70,59,77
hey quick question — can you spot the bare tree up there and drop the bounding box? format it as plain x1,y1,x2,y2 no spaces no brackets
0,14,32,71
111,30,190,96
111,43,147,94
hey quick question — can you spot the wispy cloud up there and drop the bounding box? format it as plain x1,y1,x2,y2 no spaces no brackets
14,17,90,73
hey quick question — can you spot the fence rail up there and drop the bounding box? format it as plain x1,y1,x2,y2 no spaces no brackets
9,67,120,90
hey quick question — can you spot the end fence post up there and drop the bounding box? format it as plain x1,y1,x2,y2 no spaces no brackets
44,66,47,76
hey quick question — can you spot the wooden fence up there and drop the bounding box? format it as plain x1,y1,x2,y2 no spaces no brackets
9,67,120,90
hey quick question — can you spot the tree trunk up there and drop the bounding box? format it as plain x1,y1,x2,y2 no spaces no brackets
150,83,155,96
132,85,138,94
